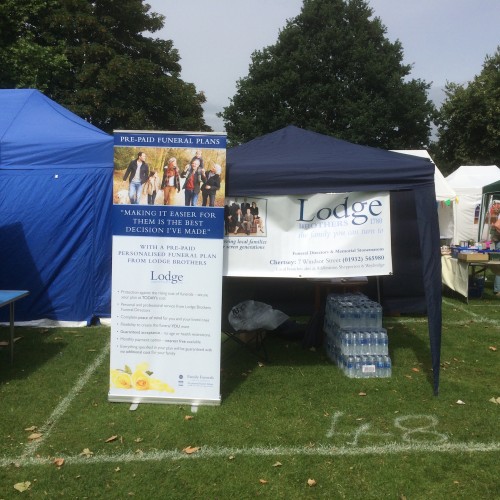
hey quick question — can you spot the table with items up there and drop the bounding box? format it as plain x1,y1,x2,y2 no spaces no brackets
441,254,500,301
0,290,29,363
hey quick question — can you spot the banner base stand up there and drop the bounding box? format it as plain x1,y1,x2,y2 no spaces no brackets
108,393,221,406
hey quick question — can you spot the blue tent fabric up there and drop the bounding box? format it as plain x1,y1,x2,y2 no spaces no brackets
0,89,113,324
226,126,442,394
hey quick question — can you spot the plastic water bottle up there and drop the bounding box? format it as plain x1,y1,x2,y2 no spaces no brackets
382,355,391,377
366,355,376,378
337,304,347,328
351,331,358,356
354,356,362,378
375,304,383,328
380,331,388,356
346,356,355,378
385,356,392,377
371,332,380,355
352,305,361,328
365,332,373,355
376,355,385,377
346,331,354,356
360,332,368,355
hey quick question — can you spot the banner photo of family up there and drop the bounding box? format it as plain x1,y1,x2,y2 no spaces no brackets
223,192,393,278
113,132,227,208
110,131,226,406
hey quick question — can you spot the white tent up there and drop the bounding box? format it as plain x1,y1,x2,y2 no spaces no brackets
391,150,456,239
444,165,500,244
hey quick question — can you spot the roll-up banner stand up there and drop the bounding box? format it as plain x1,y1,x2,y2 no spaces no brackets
109,131,226,406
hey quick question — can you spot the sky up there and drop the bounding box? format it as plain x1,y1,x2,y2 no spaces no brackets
147,0,500,132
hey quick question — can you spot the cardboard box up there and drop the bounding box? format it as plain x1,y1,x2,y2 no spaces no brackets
458,252,489,262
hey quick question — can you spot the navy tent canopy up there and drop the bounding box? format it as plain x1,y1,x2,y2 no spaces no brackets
226,126,442,394
0,89,113,324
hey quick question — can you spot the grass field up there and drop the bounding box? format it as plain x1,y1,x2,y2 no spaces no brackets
0,281,499,499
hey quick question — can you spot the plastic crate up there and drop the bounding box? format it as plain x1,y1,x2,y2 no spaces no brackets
468,276,485,298
451,246,468,258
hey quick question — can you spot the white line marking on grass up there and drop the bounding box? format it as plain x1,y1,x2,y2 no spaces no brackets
2,441,499,467
19,341,110,459
442,298,500,325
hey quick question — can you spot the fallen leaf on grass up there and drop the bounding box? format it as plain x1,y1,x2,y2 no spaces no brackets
228,455,235,460
184,415,194,421
411,367,420,373
24,426,37,432
53,458,65,467
404,375,413,379
456,400,466,405
80,448,93,457
27,433,42,441
272,461,282,467
489,397,500,404
105,435,118,443
182,446,200,454
134,437,143,443
307,479,317,487
259,479,268,484
358,392,367,396
115,467,120,472
14,481,31,492
489,346,497,352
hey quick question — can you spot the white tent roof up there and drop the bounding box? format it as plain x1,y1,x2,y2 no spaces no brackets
445,165,500,194
390,150,456,201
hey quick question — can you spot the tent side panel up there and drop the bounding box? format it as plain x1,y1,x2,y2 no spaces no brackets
380,191,426,314
0,170,109,322
414,186,442,395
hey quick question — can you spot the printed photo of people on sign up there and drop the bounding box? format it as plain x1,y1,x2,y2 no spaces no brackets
113,146,226,208
224,197,267,237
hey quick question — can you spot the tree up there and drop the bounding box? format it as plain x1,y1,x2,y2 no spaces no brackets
219,0,435,147
0,0,209,133
432,47,500,175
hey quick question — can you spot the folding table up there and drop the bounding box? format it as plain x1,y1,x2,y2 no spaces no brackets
0,290,29,363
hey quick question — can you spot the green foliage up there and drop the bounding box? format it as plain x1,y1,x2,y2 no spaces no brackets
219,0,435,148
434,47,500,174
0,0,209,133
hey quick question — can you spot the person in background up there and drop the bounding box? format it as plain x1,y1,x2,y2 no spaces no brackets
231,207,244,235
181,158,206,206
123,151,149,204
250,201,265,233
490,201,500,296
161,157,180,205
190,149,204,171
201,164,221,207
242,207,254,235
145,170,161,205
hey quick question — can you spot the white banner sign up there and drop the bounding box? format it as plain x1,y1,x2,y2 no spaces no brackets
110,233,223,405
223,192,392,278
109,131,226,406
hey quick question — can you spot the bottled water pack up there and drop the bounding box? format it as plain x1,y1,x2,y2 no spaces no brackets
323,292,391,378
